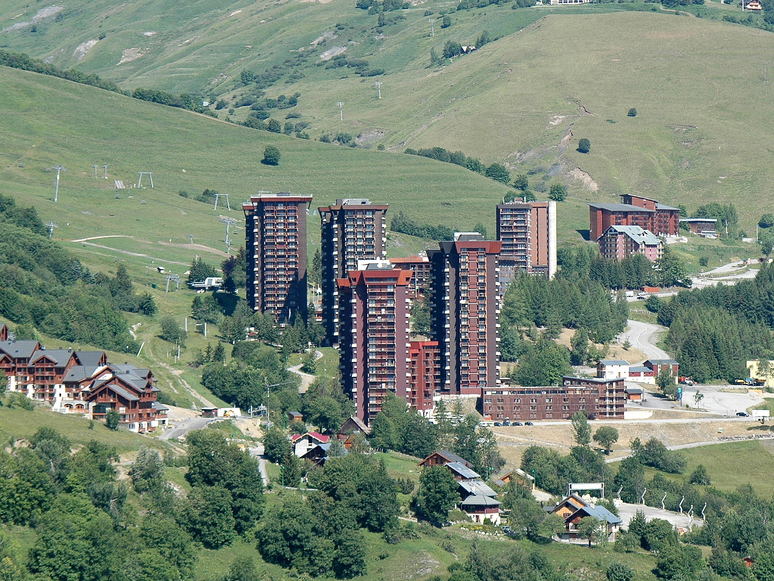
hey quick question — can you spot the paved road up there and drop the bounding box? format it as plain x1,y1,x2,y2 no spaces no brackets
616,501,697,530
618,320,670,361
288,350,323,394
159,417,215,440
680,384,764,416
248,444,270,487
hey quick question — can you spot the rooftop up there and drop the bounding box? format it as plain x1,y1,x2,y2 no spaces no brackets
588,202,654,213
604,225,661,246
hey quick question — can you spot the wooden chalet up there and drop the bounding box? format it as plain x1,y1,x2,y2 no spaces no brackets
1,334,165,433
418,450,474,469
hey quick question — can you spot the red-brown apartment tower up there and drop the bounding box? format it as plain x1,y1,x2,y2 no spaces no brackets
319,199,388,346
496,200,557,291
409,341,441,415
243,192,312,324
337,264,413,424
428,233,501,396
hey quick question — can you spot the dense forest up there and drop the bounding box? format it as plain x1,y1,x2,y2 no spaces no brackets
0,194,149,352
656,264,774,382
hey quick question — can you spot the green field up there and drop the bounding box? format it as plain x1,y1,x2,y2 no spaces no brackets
3,0,774,232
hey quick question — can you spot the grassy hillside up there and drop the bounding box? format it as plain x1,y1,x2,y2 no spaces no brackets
3,0,773,231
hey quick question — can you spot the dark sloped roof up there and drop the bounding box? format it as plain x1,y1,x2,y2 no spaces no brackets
588,202,654,213
29,349,74,366
0,340,40,359
75,350,106,367
446,462,480,480
461,494,501,508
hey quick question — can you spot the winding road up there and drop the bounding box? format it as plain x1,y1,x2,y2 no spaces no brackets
618,319,670,360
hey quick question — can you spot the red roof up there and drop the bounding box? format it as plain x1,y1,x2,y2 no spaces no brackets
292,432,330,443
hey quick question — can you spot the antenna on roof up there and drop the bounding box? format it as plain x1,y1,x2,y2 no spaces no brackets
337,101,344,121
374,82,382,99
213,193,231,211
137,171,153,188
47,165,66,202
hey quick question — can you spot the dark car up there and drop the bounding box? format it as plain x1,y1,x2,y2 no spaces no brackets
525,421,534,426
493,421,502,426
513,421,524,426
737,412,749,417
503,419,511,426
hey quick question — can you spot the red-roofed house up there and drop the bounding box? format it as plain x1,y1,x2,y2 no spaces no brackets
292,432,330,457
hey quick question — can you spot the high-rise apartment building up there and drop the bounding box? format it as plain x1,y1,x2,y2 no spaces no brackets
409,340,441,416
337,263,413,424
427,233,501,396
243,192,312,323
496,200,557,290
319,199,388,345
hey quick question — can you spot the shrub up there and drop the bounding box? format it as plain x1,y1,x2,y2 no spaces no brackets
262,145,281,166
627,108,637,117
548,183,567,202
577,138,591,153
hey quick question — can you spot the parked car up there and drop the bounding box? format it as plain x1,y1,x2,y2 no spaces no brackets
525,421,534,426
513,421,524,426
493,422,502,426
503,419,511,426
736,412,749,417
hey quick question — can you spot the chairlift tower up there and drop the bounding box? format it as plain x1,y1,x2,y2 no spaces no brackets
46,222,58,239
137,171,153,188
93,165,99,179
337,101,344,121
429,18,435,37
213,193,231,211
164,274,181,292
187,234,194,244
220,217,237,253
103,165,108,179
375,82,382,99
48,165,66,202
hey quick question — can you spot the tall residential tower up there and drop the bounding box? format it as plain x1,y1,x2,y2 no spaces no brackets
319,199,388,345
243,192,312,323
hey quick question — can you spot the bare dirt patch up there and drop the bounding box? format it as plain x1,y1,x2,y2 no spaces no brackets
319,46,346,61
310,31,336,47
356,129,384,146
569,167,599,192
3,6,64,32
118,48,144,65
74,39,99,61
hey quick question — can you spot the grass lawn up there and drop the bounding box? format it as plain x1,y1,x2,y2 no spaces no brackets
0,405,168,453
375,451,424,483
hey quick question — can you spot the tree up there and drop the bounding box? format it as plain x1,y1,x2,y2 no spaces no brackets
577,516,603,547
160,316,186,346
188,257,216,285
183,486,236,549
485,163,510,184
571,411,591,447
414,465,459,526
262,145,281,165
607,562,634,581
593,426,619,454
131,446,165,493
689,464,711,485
577,138,591,153
105,408,120,430
442,40,462,59
513,174,529,191
514,339,572,386
549,183,567,201
760,213,774,229
441,15,451,27
657,367,677,399
570,328,589,365
263,428,292,464
627,108,637,117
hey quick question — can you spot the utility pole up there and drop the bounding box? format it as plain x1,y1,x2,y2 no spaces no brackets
375,81,382,99
337,101,343,121
103,164,108,179
429,18,435,37
93,165,98,178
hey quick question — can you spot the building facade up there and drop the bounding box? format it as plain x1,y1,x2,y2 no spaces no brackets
598,225,662,262
319,199,388,344
589,194,680,241
337,264,413,423
389,255,432,298
409,340,441,415
428,233,501,395
496,200,557,289
481,376,624,421
243,192,312,324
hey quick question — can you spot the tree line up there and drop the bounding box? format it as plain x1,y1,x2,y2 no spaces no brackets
0,195,151,352
655,264,774,382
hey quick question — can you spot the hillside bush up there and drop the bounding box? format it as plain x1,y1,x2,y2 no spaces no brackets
577,138,591,153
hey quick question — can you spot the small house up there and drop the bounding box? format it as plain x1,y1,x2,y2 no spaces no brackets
338,415,371,437
494,468,535,490
625,385,644,402
597,360,630,380
288,411,304,423
460,495,502,524
445,461,481,482
292,432,330,457
418,450,474,469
